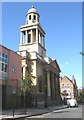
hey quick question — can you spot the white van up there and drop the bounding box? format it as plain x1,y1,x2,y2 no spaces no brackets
67,99,78,107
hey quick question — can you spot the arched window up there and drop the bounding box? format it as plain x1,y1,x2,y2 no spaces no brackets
34,15,36,20
29,15,31,20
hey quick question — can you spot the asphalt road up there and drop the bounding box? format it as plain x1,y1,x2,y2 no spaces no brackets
28,105,82,118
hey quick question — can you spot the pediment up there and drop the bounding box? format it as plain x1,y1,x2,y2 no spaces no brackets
49,59,61,72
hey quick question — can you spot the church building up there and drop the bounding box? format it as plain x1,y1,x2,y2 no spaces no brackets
18,6,61,107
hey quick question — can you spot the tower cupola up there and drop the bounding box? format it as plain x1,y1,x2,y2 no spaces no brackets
26,6,40,25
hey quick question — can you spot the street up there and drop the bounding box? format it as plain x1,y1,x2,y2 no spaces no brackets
27,105,82,118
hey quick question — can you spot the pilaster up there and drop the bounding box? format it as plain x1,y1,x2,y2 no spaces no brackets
26,31,28,44
47,71,51,97
39,31,41,44
20,32,22,44
36,28,38,42
43,36,45,48
31,30,33,43
23,66,26,79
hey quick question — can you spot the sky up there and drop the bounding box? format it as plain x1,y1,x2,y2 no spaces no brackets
1,2,82,88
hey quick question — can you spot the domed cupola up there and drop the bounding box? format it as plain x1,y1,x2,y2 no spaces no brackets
26,6,40,25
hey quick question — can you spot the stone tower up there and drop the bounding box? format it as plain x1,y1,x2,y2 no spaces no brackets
19,6,46,58
18,6,61,107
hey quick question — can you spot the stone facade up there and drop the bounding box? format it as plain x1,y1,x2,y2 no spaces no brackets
18,6,61,107
60,75,78,101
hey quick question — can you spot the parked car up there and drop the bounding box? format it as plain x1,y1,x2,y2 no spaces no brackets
67,98,78,107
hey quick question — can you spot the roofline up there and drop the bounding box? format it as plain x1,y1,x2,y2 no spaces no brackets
26,12,40,17
0,44,21,57
63,76,75,85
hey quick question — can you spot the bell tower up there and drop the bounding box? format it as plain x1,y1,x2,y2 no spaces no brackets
19,6,46,58
26,6,39,25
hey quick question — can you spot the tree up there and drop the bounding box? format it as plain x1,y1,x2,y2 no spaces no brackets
20,64,35,114
80,91,84,100
77,89,84,103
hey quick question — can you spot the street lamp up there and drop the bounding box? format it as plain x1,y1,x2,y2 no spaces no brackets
12,88,16,117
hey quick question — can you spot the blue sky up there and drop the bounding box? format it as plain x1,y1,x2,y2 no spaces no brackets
2,2,82,88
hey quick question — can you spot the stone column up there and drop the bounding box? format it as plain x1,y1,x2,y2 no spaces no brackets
54,74,56,99
56,75,58,99
57,75,61,100
23,66,26,79
47,71,51,97
36,28,38,42
22,33,25,44
40,35,42,45
39,32,41,44
26,31,28,43
43,36,45,48
41,36,43,46
31,30,33,43
20,32,22,44
52,72,55,100
24,31,26,44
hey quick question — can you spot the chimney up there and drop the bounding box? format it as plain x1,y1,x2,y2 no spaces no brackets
72,75,75,80
60,76,63,80
72,75,75,84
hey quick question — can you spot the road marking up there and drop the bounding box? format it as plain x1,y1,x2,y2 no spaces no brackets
53,108,69,113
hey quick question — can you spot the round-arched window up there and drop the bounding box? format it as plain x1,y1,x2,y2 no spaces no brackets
29,15,31,20
34,15,36,20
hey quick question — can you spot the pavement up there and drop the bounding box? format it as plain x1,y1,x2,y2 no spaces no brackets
0,105,67,120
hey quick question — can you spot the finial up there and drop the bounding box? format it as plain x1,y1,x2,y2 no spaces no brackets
32,6,34,8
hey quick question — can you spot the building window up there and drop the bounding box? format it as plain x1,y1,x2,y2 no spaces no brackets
29,15,31,20
2,58,4,62
28,34,31,43
0,53,8,63
67,83,70,86
2,53,4,57
2,63,4,71
4,64,7,72
4,59,7,63
34,15,36,20
12,66,16,72
5,54,8,58
62,90,68,96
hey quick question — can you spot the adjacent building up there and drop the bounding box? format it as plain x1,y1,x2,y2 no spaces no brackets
0,45,21,108
60,75,78,101
17,6,61,107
